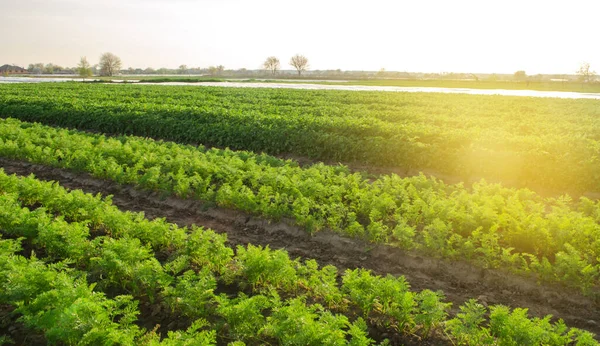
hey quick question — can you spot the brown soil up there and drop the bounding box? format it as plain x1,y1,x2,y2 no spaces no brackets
0,304,46,345
1,157,599,339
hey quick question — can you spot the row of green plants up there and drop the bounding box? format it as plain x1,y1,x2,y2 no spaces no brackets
0,83,599,192
0,175,373,345
0,170,597,345
1,118,599,296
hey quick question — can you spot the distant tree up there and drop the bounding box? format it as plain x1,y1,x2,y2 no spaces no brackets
77,57,93,78
143,67,156,74
263,56,280,74
157,68,169,75
513,70,527,81
290,54,309,76
530,74,544,83
28,63,44,74
487,74,499,82
179,64,188,75
43,63,55,74
208,65,225,76
576,62,596,84
98,52,122,76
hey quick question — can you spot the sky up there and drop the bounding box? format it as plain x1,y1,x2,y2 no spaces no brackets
1,0,599,74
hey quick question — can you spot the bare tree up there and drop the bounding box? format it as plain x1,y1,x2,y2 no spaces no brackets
99,52,122,76
77,57,93,78
290,54,309,76
263,56,280,75
576,62,597,84
179,64,188,75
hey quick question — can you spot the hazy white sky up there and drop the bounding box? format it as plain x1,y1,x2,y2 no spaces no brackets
2,0,599,74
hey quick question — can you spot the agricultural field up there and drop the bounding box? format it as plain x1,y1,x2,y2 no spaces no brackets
1,83,600,195
10,75,600,94
323,79,600,94
1,82,600,345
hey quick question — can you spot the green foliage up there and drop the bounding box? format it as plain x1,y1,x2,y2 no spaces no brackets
342,269,416,331
1,82,599,193
229,245,298,292
0,173,598,345
445,299,494,345
263,298,374,345
215,293,277,342
2,118,600,294
297,259,344,309
488,306,570,346
0,244,143,345
182,227,234,274
89,237,170,302
414,290,451,338
143,319,217,345
162,269,216,318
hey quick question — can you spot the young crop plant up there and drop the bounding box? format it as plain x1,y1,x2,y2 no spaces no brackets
342,269,417,333
2,118,600,295
0,172,599,345
296,259,345,310
0,238,144,345
3,82,600,194
140,319,217,345
445,299,494,345
162,268,217,318
215,293,278,343
263,298,374,346
180,226,234,275
88,237,171,303
228,244,299,292
414,290,452,338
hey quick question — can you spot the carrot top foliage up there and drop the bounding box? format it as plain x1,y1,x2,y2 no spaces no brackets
0,83,599,193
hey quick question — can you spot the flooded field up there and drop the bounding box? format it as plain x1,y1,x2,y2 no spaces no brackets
2,76,600,99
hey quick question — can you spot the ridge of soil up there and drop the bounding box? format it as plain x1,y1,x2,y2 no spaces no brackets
1,157,598,338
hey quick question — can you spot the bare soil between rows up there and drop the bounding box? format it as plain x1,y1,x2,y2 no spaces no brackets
1,157,599,338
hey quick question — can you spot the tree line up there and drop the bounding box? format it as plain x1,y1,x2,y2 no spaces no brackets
22,52,598,83
513,63,596,84
27,53,313,78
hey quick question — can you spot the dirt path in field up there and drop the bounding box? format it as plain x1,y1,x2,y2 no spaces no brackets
1,157,598,338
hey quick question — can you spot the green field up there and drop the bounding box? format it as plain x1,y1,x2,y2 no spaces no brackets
327,79,600,93
1,82,600,344
11,74,600,93
1,83,599,194
2,169,596,345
